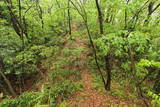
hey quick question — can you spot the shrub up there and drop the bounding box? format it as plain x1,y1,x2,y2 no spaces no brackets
148,91,160,106
0,81,83,107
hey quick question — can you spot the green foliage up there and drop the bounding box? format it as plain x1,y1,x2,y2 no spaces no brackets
95,30,150,57
63,47,85,57
52,47,85,69
40,46,60,58
51,69,81,83
128,31,150,54
0,81,83,107
0,1,9,20
3,45,59,75
60,102,67,107
136,59,160,79
148,91,160,106
0,92,40,107
137,59,160,69
0,0,160,106
95,30,127,56
49,81,82,102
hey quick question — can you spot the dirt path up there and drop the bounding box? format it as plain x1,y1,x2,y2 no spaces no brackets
65,37,113,107
64,36,138,107
69,71,109,107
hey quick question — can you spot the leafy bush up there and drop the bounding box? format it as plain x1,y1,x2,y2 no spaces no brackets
5,45,59,75
148,91,160,106
49,81,83,102
0,92,40,107
0,81,83,107
95,30,126,57
0,2,9,20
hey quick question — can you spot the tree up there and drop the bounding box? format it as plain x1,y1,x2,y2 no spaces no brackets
95,0,103,34
68,0,72,38
0,58,16,97
36,0,44,28
70,0,106,86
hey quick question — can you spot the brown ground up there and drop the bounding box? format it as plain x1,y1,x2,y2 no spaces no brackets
24,22,144,107
23,32,142,107
65,37,136,107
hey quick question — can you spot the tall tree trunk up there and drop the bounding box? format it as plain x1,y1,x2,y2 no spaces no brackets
0,61,16,97
95,0,113,91
4,0,29,40
36,0,44,28
70,0,106,86
0,71,16,97
154,71,160,94
68,0,72,37
4,0,23,39
104,55,112,90
84,15,106,87
144,2,160,25
124,0,130,29
55,0,61,8
128,47,136,75
95,0,103,34
0,83,9,95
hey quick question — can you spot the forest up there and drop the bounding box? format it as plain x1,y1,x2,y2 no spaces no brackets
0,0,160,107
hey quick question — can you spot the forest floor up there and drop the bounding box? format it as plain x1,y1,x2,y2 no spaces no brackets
27,23,144,107
62,36,138,107
23,30,145,107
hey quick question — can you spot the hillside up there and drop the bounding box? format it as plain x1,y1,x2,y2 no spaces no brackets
0,0,160,107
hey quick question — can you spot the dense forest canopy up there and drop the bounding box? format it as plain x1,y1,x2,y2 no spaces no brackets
0,0,160,107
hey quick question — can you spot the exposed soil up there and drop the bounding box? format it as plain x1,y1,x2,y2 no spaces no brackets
65,37,136,107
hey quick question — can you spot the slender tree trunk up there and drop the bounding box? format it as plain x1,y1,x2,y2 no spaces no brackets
70,0,106,86
55,0,61,8
95,0,113,90
124,0,130,29
0,83,9,95
85,19,106,87
128,47,136,76
144,2,160,25
154,71,160,94
39,6,44,28
144,2,154,25
0,71,16,97
4,0,23,39
68,0,72,37
137,85,150,107
95,0,103,34
104,55,112,90
36,0,44,28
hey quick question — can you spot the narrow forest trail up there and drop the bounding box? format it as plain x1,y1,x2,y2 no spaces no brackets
64,36,134,107
65,37,108,107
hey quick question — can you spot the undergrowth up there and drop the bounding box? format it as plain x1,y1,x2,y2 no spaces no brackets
92,73,138,101
51,69,81,83
0,81,83,107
